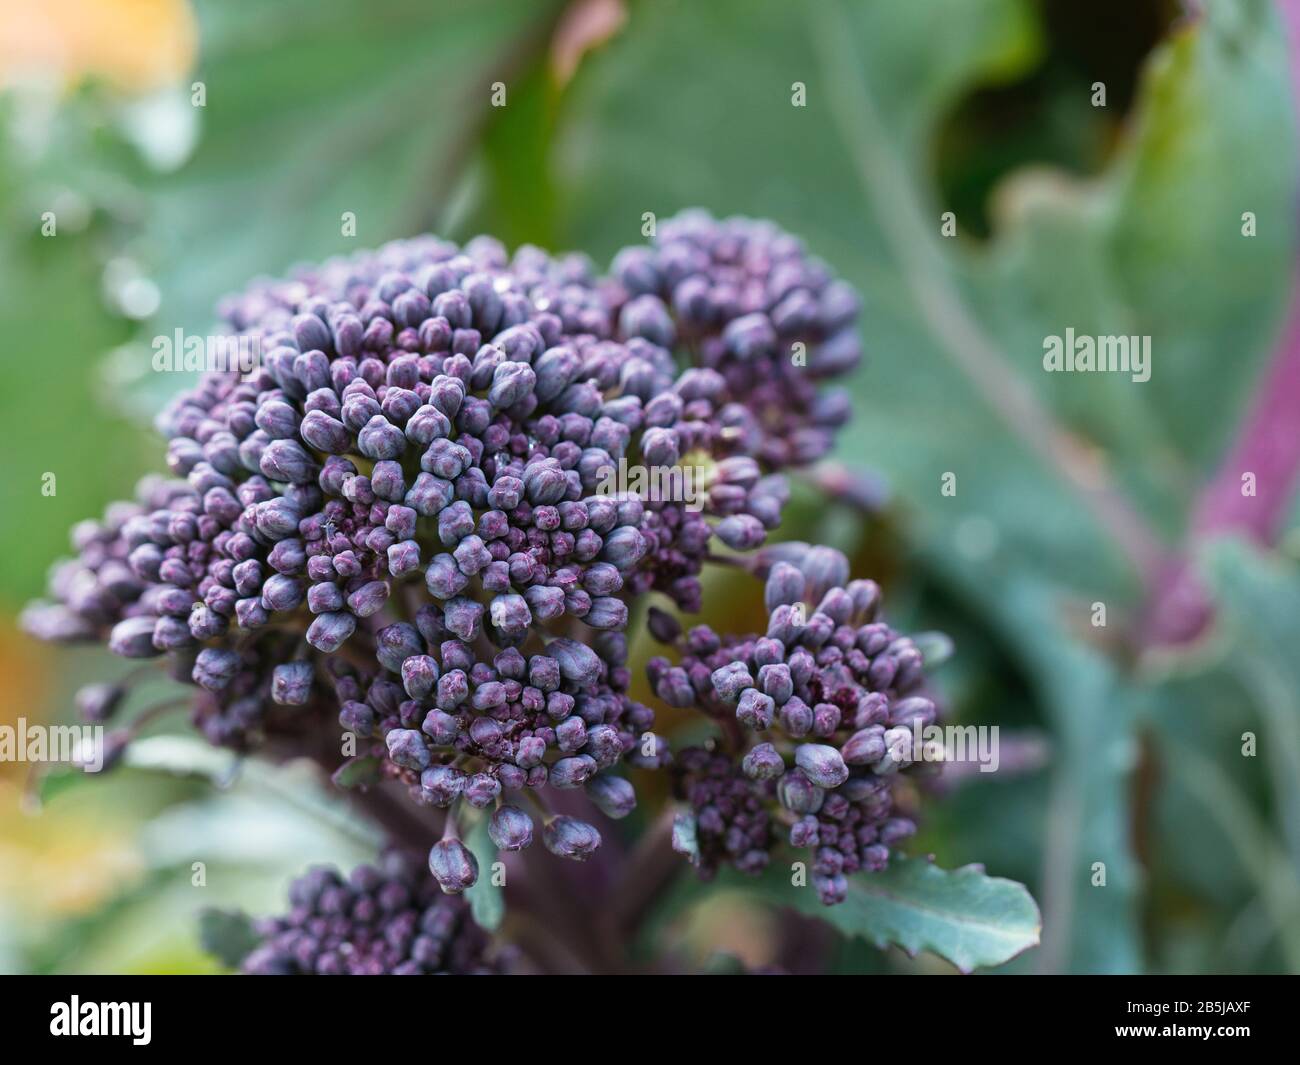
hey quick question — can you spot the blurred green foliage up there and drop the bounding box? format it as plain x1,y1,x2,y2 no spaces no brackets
1,0,1297,974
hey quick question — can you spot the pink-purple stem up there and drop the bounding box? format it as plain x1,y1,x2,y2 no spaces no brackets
1142,0,1300,646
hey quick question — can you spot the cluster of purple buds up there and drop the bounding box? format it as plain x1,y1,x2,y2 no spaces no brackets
650,544,933,905
241,853,497,975
609,210,860,468
325,619,655,892
20,216,872,910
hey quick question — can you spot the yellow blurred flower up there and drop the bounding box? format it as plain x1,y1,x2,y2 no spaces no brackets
0,0,196,92
0,778,142,918
0,624,141,918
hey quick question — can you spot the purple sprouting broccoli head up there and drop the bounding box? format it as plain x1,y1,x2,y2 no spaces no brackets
21,217,893,944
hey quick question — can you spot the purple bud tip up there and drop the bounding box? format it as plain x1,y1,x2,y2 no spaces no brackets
75,683,124,723
270,662,314,705
543,816,602,861
109,616,162,658
548,638,602,686
428,838,479,893
586,774,637,819
841,725,886,765
385,728,431,771
742,742,785,780
193,647,240,691
795,744,849,788
710,661,753,701
306,611,356,652
488,805,535,851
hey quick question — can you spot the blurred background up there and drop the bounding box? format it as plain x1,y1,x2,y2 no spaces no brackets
2,0,1299,974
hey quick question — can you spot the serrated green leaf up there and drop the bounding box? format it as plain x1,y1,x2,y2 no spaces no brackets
463,818,504,933
30,734,237,808
30,763,92,808
754,856,1040,973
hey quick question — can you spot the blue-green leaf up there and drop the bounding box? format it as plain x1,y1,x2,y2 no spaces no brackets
756,856,1040,973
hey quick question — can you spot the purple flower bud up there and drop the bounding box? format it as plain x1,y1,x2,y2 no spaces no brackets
401,655,439,699
268,537,306,574
655,666,695,707
543,816,602,861
437,500,475,545
436,669,469,710
586,723,623,766
76,683,124,722
549,754,598,789
386,728,431,771
600,526,647,570
346,580,390,618
428,838,478,894
840,722,886,763
419,765,464,807
800,545,849,600
293,312,331,353
890,695,936,730
515,734,547,768
339,700,375,737
742,742,785,780
779,695,813,737
421,553,465,600
846,578,881,622
357,414,407,460
488,361,536,409
813,702,841,736
489,805,535,851
193,647,240,691
586,774,637,819
554,715,587,753
306,611,356,652
619,293,675,346
469,685,507,715
548,638,601,686
421,709,461,745
646,606,681,644
795,744,848,788
723,312,776,359
254,498,301,540
715,514,766,551
815,873,848,906
880,817,916,845
261,573,304,612
152,615,194,651
640,427,679,467
375,623,423,673
736,688,776,730
307,581,344,614
271,662,314,705
523,585,565,621
404,472,454,517
463,773,502,808
386,539,421,577
757,662,793,704
300,410,352,453
711,661,753,701
109,616,162,658
585,596,628,630
442,597,484,642
777,771,825,815
260,439,318,484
